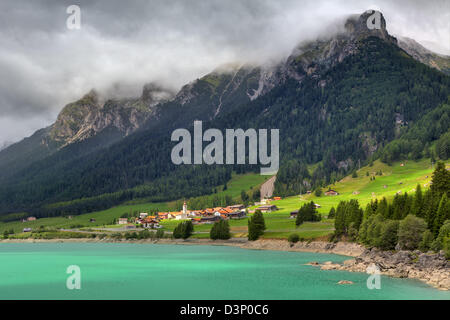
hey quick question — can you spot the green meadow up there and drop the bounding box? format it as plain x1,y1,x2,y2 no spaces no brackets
302,158,437,215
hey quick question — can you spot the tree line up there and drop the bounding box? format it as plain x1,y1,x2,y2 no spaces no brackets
331,162,450,257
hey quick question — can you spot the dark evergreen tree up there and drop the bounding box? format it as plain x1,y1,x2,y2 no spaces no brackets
296,202,321,226
430,162,450,198
328,207,336,219
433,194,449,237
411,184,424,217
379,220,399,250
248,210,266,241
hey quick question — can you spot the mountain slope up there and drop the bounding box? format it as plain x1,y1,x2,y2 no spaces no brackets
2,12,447,183
1,11,449,217
398,37,450,75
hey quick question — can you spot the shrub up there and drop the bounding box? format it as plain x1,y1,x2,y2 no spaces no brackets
314,188,323,197
398,215,427,250
156,229,165,239
288,233,300,244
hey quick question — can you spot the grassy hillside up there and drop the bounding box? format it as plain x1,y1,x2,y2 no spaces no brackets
256,159,438,217
303,159,439,215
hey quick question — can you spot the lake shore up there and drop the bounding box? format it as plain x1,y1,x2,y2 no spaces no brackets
0,237,364,256
1,238,448,290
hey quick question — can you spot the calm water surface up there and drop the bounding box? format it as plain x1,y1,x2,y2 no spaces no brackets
0,243,449,300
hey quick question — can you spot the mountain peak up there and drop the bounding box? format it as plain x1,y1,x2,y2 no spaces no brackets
345,10,397,45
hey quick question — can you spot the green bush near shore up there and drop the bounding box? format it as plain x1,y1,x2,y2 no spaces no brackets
288,234,300,244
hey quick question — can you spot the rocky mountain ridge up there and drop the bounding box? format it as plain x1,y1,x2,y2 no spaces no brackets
12,11,449,150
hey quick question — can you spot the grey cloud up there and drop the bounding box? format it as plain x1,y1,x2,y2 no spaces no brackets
0,0,448,145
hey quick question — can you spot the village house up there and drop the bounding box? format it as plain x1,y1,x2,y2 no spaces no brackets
26,216,37,222
290,210,298,218
228,210,247,219
141,217,160,229
273,197,282,201
23,228,32,233
158,212,169,220
189,211,202,218
155,203,247,225
118,218,128,225
227,204,245,211
139,213,148,219
191,217,202,224
200,216,221,224
257,205,279,213
324,189,339,196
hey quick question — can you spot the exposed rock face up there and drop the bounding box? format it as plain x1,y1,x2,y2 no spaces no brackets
49,85,174,147
398,37,450,75
344,11,397,45
314,248,450,291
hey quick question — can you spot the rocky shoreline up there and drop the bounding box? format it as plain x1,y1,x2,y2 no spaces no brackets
312,248,450,291
1,238,448,290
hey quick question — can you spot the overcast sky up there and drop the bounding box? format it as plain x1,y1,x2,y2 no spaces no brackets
0,0,449,146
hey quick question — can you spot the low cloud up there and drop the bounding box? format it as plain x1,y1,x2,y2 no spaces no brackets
0,0,448,145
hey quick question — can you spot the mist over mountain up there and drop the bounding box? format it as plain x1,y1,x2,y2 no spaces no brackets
0,0,449,146
0,10,448,218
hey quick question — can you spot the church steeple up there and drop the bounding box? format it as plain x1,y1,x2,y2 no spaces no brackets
182,200,187,218
183,200,187,216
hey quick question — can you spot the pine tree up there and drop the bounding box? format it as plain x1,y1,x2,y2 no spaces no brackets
334,201,346,236
430,162,450,198
411,184,424,217
433,194,449,237
183,220,194,239
210,220,230,240
419,230,434,252
248,210,266,241
328,207,336,219
219,220,231,240
379,220,399,250
376,197,389,218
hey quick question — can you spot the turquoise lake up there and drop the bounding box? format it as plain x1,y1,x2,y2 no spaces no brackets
0,243,448,300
